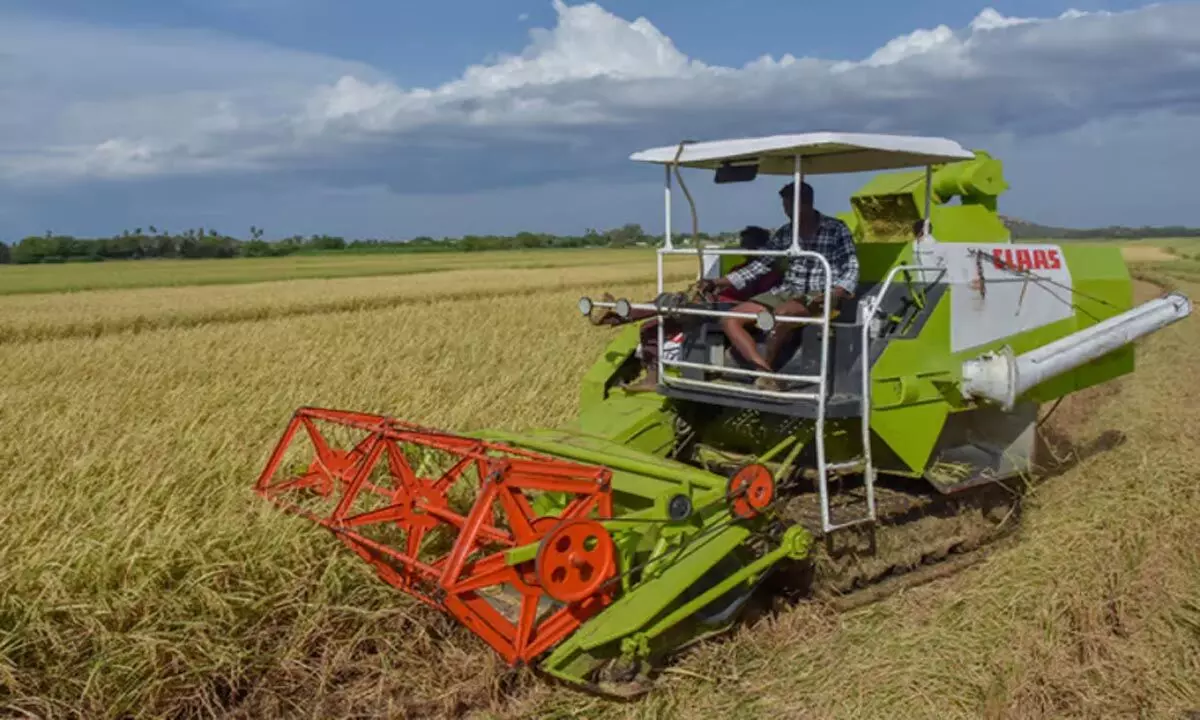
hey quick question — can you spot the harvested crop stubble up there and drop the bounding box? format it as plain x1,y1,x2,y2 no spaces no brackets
1119,244,1177,264
0,283,660,718
0,259,695,344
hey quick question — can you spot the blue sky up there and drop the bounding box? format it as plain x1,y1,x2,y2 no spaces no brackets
0,0,1197,241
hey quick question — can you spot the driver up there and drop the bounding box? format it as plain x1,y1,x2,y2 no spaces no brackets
700,181,859,391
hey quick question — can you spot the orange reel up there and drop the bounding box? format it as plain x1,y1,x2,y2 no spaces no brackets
727,463,776,519
535,519,618,604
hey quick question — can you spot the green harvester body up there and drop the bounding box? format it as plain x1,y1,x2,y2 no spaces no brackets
475,238,1138,688
255,133,1192,696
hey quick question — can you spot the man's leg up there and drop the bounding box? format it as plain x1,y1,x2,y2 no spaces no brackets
627,317,680,391
637,318,661,382
763,298,813,370
720,300,773,371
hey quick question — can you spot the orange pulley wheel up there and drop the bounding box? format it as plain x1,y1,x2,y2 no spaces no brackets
535,518,618,603
727,464,776,519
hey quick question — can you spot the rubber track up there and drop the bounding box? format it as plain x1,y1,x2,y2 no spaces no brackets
770,476,1026,607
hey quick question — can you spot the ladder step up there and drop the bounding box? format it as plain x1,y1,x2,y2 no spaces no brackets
816,459,877,532
809,292,880,534
824,516,876,533
825,460,865,472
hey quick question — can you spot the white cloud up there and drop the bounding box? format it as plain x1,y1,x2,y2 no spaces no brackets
1,1,1199,197
0,12,381,181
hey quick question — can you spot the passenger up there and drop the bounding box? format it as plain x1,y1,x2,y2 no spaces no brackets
626,225,784,390
700,180,859,391
714,226,784,303
591,225,782,391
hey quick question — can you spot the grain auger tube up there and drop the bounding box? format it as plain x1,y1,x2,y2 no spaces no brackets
253,131,1192,697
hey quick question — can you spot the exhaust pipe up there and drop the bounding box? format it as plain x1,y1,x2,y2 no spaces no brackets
961,291,1192,410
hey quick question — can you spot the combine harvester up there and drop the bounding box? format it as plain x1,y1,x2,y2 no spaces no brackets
254,132,1192,696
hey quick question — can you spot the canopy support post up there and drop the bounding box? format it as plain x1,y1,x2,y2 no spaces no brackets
923,164,933,238
791,153,803,254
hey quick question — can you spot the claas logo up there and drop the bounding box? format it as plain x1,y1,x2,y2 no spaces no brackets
992,247,1063,271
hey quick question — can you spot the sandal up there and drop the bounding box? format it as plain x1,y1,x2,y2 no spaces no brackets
754,376,785,392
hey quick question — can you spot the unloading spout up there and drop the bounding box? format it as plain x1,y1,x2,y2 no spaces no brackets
961,291,1192,410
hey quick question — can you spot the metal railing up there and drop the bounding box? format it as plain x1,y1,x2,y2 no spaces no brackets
586,246,835,402
656,246,834,400
579,248,946,535
817,262,943,533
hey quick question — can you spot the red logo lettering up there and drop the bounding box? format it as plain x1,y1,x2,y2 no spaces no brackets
992,248,1013,269
1015,249,1033,270
990,246,1063,272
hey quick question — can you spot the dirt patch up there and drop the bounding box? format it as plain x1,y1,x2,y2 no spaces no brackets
1132,277,1165,303
1121,245,1176,263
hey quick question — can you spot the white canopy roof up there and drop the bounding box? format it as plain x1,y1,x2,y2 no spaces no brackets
629,132,976,175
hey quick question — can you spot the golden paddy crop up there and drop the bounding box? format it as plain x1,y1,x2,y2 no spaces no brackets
1,252,1197,719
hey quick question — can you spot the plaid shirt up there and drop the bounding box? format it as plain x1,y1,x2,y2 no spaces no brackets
726,213,858,297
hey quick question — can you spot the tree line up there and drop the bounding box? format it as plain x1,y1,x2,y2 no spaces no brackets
1003,217,1200,240
1,218,1197,265
0,223,743,265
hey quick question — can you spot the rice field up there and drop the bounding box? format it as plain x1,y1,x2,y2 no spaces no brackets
0,259,696,344
0,247,658,295
0,246,1197,719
